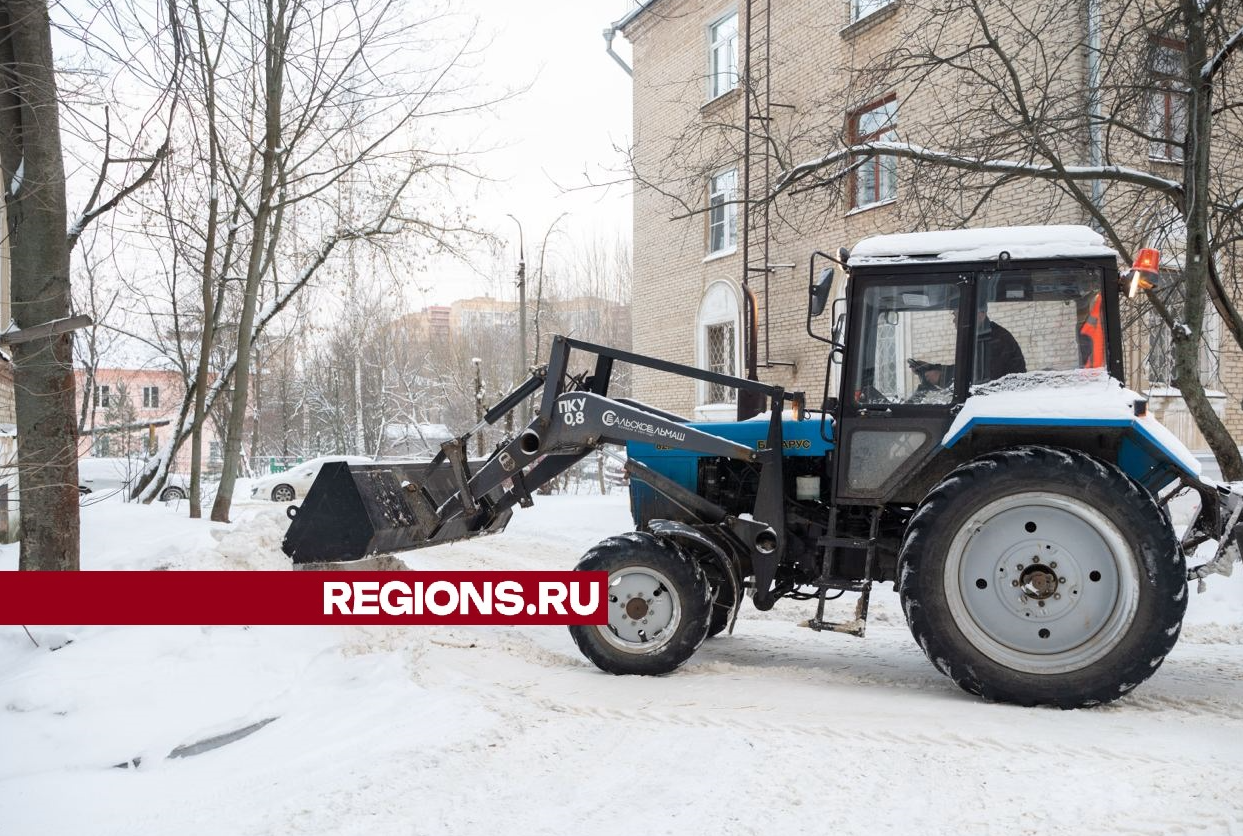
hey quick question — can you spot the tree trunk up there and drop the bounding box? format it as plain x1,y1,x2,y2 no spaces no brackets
210,0,286,523
353,351,365,455
1177,0,1243,481
188,0,220,520
0,1,80,570
189,214,216,518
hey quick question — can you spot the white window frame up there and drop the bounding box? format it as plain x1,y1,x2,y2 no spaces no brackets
851,0,893,23
695,280,743,414
707,11,739,101
851,97,898,209
143,385,160,409
707,168,738,256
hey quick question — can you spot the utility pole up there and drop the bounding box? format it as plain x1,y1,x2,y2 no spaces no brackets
472,357,485,457
506,214,528,422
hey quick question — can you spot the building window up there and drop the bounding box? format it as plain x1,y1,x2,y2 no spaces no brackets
209,441,222,463
97,435,111,457
1147,271,1218,388
696,280,742,410
852,0,891,22
94,384,111,409
708,168,738,254
850,96,898,208
708,12,738,100
705,323,736,403
1148,39,1187,162
142,386,160,409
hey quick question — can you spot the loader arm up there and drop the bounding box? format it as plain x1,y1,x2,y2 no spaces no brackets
282,335,797,597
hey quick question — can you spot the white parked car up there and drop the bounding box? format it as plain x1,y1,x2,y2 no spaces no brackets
78,457,191,502
249,455,373,503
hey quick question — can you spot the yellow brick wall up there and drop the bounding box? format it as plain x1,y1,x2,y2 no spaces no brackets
623,0,1242,449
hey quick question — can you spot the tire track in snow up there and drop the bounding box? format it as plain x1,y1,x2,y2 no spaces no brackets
512,694,1215,769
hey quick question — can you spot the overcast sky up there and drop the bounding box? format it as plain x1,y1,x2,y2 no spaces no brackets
423,0,638,305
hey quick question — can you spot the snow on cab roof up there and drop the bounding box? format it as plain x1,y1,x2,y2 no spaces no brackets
850,225,1118,266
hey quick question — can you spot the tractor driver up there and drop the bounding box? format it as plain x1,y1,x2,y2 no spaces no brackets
908,305,1026,395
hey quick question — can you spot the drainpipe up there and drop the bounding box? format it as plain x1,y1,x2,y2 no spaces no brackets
603,27,633,76
1087,0,1102,211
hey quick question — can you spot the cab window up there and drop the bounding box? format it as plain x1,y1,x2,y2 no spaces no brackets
973,268,1104,386
852,281,960,406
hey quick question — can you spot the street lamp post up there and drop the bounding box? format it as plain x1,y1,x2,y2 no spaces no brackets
505,214,528,423
472,357,485,457
533,212,569,366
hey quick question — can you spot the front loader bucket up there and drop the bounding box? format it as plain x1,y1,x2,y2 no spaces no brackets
280,460,511,564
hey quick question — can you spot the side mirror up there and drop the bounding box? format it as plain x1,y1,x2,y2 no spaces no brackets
810,267,834,317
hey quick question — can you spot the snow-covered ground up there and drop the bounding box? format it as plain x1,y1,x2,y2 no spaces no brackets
2,492,1242,835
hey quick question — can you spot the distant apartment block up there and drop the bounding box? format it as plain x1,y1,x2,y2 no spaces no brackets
75,367,222,472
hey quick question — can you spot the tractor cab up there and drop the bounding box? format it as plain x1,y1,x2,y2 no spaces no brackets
812,226,1127,505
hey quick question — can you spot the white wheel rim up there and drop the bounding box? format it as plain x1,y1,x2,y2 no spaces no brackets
597,566,682,655
943,492,1140,675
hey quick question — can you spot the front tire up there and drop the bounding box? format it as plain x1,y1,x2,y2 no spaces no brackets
160,486,186,501
898,446,1186,708
271,484,296,503
569,532,713,675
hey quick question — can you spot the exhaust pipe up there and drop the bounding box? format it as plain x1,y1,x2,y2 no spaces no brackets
755,528,778,554
519,429,541,455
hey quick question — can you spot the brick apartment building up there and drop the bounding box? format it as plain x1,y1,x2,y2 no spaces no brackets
76,367,223,473
614,0,1240,448
394,295,631,356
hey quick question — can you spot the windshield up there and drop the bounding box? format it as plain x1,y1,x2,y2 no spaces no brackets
852,280,960,406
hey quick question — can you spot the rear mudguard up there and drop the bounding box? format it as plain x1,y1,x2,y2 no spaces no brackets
647,519,743,633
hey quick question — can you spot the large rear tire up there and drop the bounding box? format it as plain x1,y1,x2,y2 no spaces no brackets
569,532,713,675
897,446,1186,708
706,595,734,638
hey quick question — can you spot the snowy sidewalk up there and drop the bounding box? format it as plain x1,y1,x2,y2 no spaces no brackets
2,493,1241,835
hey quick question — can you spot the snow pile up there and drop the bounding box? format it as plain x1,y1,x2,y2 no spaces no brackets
850,225,1118,265
944,371,1202,477
968,367,1112,394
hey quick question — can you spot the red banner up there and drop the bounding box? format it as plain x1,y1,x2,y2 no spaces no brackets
0,571,609,625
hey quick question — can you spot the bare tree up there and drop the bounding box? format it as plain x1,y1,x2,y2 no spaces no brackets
72,233,121,436
0,0,78,569
0,0,180,570
121,0,495,517
769,0,1243,476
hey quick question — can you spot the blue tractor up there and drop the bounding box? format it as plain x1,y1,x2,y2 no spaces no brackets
284,225,1241,708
